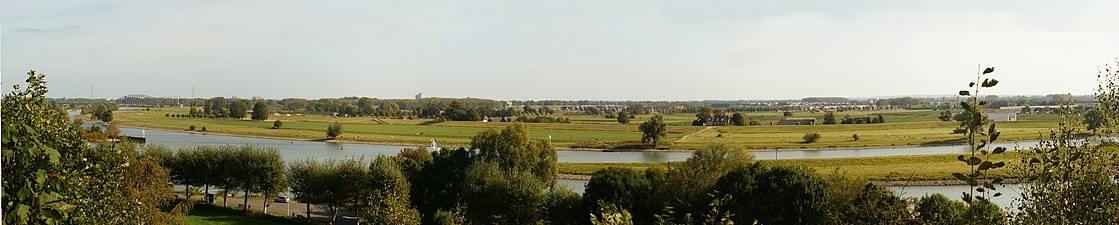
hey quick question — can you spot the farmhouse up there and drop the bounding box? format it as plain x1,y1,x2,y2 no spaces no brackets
777,118,817,125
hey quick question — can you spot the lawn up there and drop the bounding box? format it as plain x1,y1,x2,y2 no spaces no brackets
186,204,310,225
111,107,1074,150
673,120,1070,150
111,107,699,148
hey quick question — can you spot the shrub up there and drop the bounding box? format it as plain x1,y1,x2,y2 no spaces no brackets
273,120,283,129
783,111,793,117
327,122,343,139
201,126,207,132
803,133,821,143
749,121,761,126
188,125,196,131
852,134,860,141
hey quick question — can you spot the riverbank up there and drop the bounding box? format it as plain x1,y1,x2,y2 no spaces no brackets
556,153,1024,183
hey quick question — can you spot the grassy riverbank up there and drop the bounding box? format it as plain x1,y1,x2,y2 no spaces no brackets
557,152,1023,182
111,107,1074,150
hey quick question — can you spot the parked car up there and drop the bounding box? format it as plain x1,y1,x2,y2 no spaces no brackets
274,196,290,203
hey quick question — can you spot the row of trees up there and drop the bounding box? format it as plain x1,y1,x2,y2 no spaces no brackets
159,145,287,213
195,97,271,120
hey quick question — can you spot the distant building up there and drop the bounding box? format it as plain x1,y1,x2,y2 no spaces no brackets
415,93,423,100
846,117,871,124
988,112,1018,122
777,118,817,125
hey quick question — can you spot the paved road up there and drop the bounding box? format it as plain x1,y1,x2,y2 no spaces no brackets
178,194,358,225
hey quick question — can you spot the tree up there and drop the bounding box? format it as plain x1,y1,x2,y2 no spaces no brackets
356,97,375,116
714,164,828,225
469,123,557,184
585,106,603,115
730,113,746,126
1012,103,1119,224
3,70,88,224
783,111,793,117
327,122,343,139
876,114,886,123
1083,108,1106,133
251,100,270,121
378,101,401,117
273,120,283,129
88,103,115,122
916,193,967,225
639,115,667,146
823,112,837,124
591,201,635,225
617,112,630,124
462,161,547,224
228,99,251,119
357,156,421,224
585,168,653,221
288,158,368,222
696,106,714,124
652,143,754,224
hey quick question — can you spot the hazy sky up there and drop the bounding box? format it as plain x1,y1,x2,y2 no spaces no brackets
3,1,1118,100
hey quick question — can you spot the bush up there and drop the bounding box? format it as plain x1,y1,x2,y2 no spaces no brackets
749,121,761,126
783,111,793,117
916,194,966,225
273,120,283,129
852,134,860,141
327,122,343,139
188,125,196,131
200,126,206,132
802,133,821,143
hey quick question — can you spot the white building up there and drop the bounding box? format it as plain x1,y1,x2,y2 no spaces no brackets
988,112,1018,122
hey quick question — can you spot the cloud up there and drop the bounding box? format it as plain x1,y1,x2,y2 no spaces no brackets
16,27,47,33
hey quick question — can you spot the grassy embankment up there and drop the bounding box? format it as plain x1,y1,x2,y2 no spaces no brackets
112,107,1074,150
557,152,1024,182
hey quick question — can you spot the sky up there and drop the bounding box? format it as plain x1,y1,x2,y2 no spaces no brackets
2,0,1118,101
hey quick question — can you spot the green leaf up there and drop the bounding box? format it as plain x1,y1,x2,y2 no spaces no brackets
982,78,1000,87
993,192,1002,197
967,157,982,165
969,82,976,87
957,155,967,162
983,67,995,74
979,161,993,170
993,147,1006,154
952,172,969,181
959,90,971,96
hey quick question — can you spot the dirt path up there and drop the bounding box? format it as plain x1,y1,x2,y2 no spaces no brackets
180,194,357,225
675,126,714,143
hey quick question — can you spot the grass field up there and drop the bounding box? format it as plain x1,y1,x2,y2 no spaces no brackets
186,204,309,225
557,152,1023,181
111,107,1077,150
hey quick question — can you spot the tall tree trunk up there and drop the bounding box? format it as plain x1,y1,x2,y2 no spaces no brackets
243,189,250,211
222,189,228,207
204,184,211,204
263,193,269,214
306,204,311,219
184,184,192,202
